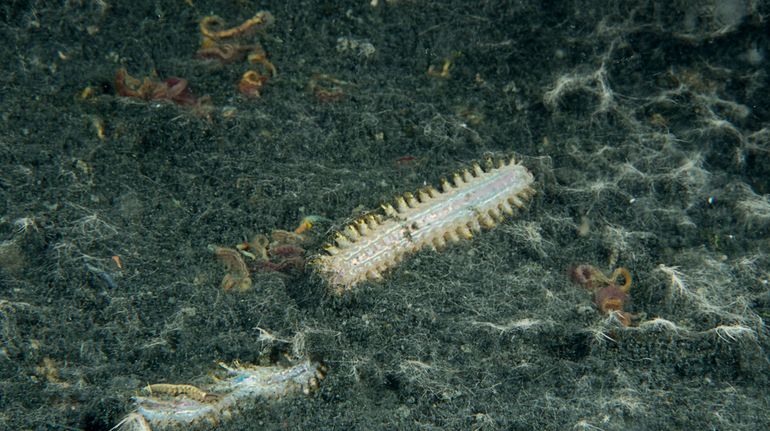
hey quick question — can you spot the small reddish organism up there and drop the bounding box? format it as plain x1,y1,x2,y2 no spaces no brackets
237,45,277,98
592,284,631,326
155,77,198,106
246,45,276,77
197,42,252,63
569,265,633,326
199,11,274,41
209,245,253,292
197,11,277,98
395,155,416,165
233,228,310,276
238,70,269,98
255,230,307,274
569,264,603,288
294,215,330,235
219,218,328,287
114,68,211,110
307,74,349,103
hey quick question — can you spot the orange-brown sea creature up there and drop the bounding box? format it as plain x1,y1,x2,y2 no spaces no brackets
209,245,253,292
197,42,256,63
570,264,633,326
196,11,277,98
199,11,274,41
115,68,198,106
238,70,270,98
238,230,307,274
307,74,350,102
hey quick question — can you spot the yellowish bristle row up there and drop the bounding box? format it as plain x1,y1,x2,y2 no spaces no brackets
334,232,351,247
468,218,482,232
382,203,398,217
491,207,501,219
432,236,446,250
499,200,514,215
452,172,463,187
366,269,383,282
440,177,452,192
345,225,360,240
330,215,385,250
396,196,409,212
404,192,418,208
508,195,525,208
480,156,514,171
457,225,473,240
472,162,484,176
444,229,460,243
478,213,496,229
524,186,536,198
351,219,363,235
365,214,380,229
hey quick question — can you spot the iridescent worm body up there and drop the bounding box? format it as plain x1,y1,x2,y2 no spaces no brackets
112,359,326,431
133,396,219,427
313,157,536,293
212,360,326,399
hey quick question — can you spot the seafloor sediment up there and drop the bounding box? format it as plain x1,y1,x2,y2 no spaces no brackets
0,1,768,430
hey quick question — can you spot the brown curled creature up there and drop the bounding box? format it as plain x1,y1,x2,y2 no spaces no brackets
592,284,631,326
196,11,276,98
236,45,277,98
238,70,269,98
569,265,634,326
196,43,252,63
210,245,253,292
234,230,308,275
199,11,274,41
114,69,193,105
246,45,277,76
253,230,307,274
307,74,350,102
114,68,211,110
